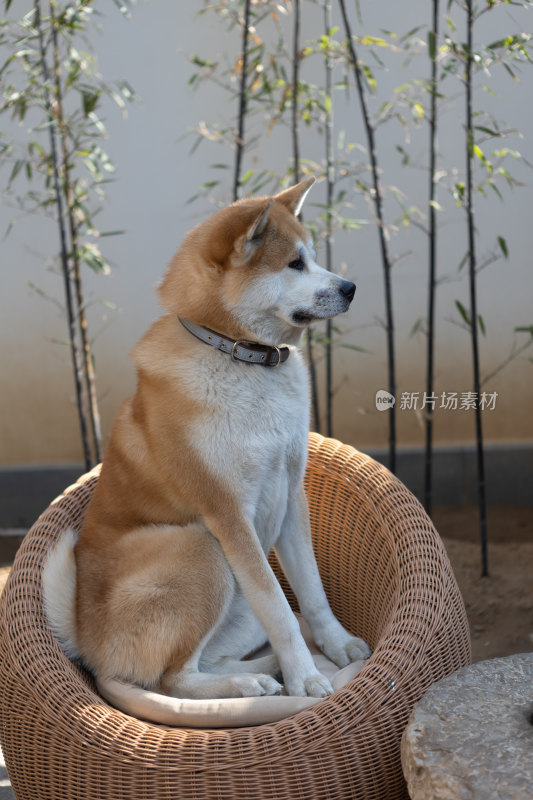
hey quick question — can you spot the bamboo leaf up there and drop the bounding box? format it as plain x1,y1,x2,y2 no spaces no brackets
428,29,436,61
340,343,369,353
457,252,469,272
515,325,533,337
453,181,465,205
361,63,377,93
493,148,522,159
359,35,389,48
478,315,486,336
78,243,110,275
400,25,425,42
100,299,120,311
455,300,471,327
27,282,45,299
8,159,24,185
99,230,126,238
82,90,100,117
110,0,131,18
396,145,409,165
3,220,14,240
410,318,424,337
28,141,45,159
497,236,508,258
486,180,504,201
502,61,519,80
474,125,502,138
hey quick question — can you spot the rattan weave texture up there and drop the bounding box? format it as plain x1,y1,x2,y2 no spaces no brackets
0,434,471,800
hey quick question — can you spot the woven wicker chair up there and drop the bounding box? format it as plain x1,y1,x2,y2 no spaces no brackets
0,434,471,800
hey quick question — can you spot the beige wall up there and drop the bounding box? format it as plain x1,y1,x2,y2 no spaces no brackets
1,1,532,466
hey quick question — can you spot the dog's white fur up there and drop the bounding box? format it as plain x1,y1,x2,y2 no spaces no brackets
43,178,370,703
42,529,79,661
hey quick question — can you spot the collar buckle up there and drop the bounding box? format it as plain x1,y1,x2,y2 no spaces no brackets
267,345,282,367
231,339,255,362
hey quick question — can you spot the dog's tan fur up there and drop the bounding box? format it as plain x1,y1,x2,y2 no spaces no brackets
47,178,370,700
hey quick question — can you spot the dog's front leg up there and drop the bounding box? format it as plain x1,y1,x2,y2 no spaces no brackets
204,510,333,698
275,488,371,667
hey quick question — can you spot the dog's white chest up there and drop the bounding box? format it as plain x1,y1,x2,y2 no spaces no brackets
180,349,310,549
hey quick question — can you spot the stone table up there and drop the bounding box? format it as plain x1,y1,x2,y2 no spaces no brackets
401,653,533,800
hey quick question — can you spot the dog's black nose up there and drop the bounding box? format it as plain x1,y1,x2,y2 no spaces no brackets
339,280,356,302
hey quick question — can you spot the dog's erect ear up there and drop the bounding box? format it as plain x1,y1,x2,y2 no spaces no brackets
245,198,273,244
235,198,274,258
274,176,316,216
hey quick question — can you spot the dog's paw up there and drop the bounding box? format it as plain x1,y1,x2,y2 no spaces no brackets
227,673,283,697
284,671,333,698
318,631,371,668
344,635,371,662
331,635,371,667
303,672,334,698
254,653,281,678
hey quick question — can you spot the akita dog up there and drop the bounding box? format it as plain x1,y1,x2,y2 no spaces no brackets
43,177,370,702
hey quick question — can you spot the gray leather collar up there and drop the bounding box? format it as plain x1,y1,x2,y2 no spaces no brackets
179,317,290,367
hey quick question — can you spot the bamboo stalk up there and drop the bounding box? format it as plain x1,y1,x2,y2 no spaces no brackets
233,0,252,202
424,0,440,515
291,0,321,433
291,0,302,185
324,0,335,438
337,0,396,472
465,0,489,577
50,3,102,465
34,0,92,471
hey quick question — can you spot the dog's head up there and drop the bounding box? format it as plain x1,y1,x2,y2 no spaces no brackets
158,177,355,345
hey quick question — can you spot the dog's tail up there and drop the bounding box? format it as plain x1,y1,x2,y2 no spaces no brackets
42,529,80,660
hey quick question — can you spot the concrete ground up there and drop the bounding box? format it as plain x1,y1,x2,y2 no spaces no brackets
0,748,14,799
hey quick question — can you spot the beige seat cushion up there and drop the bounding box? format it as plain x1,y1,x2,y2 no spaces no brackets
96,616,367,728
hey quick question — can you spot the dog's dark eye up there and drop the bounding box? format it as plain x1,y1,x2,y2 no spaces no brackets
288,258,305,271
